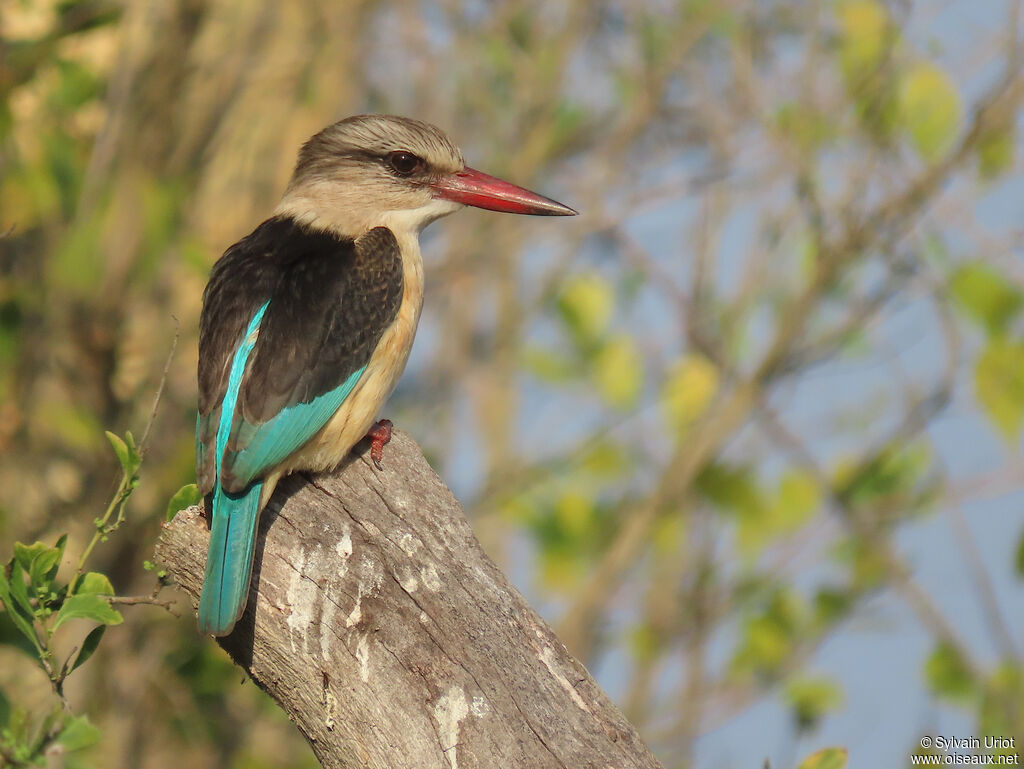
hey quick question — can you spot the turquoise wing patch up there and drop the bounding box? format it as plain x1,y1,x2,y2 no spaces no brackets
221,366,366,489
213,300,367,492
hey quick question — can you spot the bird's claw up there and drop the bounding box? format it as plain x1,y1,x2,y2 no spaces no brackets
367,419,393,470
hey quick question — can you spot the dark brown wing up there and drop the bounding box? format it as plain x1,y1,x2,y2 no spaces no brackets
196,217,297,494
209,225,403,493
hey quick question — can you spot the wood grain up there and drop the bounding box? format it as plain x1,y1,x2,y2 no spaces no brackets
156,429,663,769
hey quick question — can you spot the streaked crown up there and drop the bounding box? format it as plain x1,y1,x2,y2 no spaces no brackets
291,114,464,187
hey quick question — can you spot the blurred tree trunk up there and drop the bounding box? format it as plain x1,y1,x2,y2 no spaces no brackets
156,430,663,769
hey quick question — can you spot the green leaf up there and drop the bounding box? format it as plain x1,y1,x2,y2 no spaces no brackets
975,339,1024,441
71,572,114,596
734,615,790,673
949,262,1023,336
898,62,962,162
785,676,843,731
732,590,809,676
53,594,122,630
166,483,202,522
5,560,36,620
592,335,643,410
0,686,9,728
44,535,66,582
834,535,889,590
105,430,142,476
554,491,594,540
741,469,823,552
977,123,1015,179
795,747,848,769
924,641,975,702
775,470,821,527
57,713,101,752
838,1,889,80
629,622,662,663
814,588,853,627
68,625,106,674
775,102,835,152
837,443,933,512
579,440,630,478
26,536,66,590
0,602,38,658
0,568,40,653
696,462,766,519
557,273,614,345
13,542,49,573
523,347,578,383
661,355,719,431
1015,528,1024,580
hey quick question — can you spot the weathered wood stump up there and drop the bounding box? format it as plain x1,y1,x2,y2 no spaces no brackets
156,429,663,769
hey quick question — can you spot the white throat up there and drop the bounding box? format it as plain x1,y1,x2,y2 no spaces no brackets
374,198,463,239
274,189,461,242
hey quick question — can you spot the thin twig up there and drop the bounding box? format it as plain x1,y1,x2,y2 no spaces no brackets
139,317,180,456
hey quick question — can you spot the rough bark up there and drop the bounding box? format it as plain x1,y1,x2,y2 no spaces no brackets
155,429,664,769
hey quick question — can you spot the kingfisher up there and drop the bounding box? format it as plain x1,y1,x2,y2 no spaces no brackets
195,114,576,636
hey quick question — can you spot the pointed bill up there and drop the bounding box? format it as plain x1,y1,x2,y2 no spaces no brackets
431,167,577,216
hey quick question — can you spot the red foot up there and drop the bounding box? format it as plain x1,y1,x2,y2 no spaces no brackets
367,419,393,470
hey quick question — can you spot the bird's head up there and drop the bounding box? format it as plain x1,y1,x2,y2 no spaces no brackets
276,114,576,239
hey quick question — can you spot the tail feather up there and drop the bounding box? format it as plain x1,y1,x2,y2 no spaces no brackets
198,480,264,636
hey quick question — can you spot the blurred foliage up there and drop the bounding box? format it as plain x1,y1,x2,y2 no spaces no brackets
0,430,152,767
793,747,848,769
1,1,1023,768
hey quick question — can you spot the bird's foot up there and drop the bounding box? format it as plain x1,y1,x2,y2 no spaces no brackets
367,419,393,470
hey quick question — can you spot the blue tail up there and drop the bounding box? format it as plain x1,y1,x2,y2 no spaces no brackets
198,480,264,636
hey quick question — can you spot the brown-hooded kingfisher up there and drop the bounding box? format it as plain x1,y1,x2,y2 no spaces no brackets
196,115,576,636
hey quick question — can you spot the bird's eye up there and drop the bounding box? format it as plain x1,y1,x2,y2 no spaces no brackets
386,151,424,177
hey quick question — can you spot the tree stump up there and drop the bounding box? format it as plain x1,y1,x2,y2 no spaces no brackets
155,429,663,769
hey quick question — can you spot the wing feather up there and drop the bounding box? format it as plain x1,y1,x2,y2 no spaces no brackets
213,225,403,493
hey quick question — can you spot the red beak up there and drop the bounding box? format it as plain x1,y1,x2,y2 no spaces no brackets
431,167,577,216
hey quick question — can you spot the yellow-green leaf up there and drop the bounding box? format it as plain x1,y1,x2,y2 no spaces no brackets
975,339,1024,442
899,63,962,162
13,542,51,574
554,491,593,539
733,615,789,673
775,103,834,152
72,572,114,596
697,462,765,519
557,273,614,343
593,335,643,409
539,548,580,591
738,469,822,554
1015,528,1024,580
57,714,101,752
653,512,686,556
105,430,142,476
523,347,578,383
629,622,662,663
838,0,889,80
924,641,974,702
68,625,106,674
775,469,822,528
0,567,41,653
950,262,1023,336
977,123,1016,179
579,440,630,477
786,676,844,731
795,747,848,769
661,355,719,431
53,594,122,630
166,483,202,522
